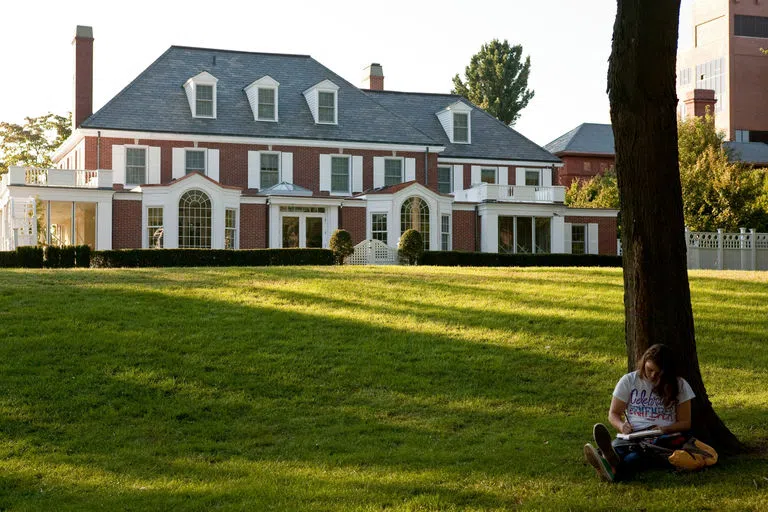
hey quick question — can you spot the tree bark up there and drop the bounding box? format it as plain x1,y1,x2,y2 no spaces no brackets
607,0,741,453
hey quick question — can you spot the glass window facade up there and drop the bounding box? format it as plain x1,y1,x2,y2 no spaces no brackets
372,213,387,244
260,153,280,189
441,215,451,251
225,208,237,249
498,216,552,255
695,57,725,112
35,200,97,249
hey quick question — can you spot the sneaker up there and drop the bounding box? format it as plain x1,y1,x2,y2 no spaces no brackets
593,423,620,470
584,443,615,482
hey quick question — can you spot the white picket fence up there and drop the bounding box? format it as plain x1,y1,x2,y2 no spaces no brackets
686,228,768,270
347,239,399,265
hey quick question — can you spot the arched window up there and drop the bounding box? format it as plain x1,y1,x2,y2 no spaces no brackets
178,190,212,248
400,196,430,250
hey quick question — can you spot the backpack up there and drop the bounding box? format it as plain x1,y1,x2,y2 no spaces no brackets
667,438,718,470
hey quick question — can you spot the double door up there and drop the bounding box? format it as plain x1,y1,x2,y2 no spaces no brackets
282,215,323,248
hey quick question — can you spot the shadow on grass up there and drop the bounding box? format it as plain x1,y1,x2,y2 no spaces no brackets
0,268,765,510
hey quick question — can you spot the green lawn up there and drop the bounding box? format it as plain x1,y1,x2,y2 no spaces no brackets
0,266,766,511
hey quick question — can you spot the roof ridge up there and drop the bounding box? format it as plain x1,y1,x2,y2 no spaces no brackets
170,45,312,59
364,90,463,98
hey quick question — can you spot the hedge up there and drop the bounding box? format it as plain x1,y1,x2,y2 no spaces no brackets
0,245,90,268
90,248,335,268
420,251,622,268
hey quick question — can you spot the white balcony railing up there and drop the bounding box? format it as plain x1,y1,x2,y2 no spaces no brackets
453,183,566,203
3,166,113,190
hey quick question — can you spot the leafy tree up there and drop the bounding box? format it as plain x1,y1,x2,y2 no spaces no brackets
608,0,740,452
452,39,534,126
678,114,768,231
329,229,355,265
565,170,620,209
0,113,71,174
398,229,423,265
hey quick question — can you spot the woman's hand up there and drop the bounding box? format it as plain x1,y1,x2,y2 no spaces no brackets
621,422,633,434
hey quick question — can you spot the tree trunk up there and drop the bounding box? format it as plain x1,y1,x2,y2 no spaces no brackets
607,0,741,453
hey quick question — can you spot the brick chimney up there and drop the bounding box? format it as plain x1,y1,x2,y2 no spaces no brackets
683,89,717,119
362,63,384,91
72,25,94,130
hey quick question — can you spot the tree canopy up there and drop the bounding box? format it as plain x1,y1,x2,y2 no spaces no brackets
452,39,534,126
564,170,620,209
0,113,71,174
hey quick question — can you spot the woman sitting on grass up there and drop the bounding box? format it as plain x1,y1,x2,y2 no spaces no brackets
584,344,695,482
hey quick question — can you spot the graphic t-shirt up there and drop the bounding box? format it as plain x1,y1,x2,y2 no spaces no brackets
612,371,695,430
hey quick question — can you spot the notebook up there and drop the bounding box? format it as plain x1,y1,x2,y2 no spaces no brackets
616,429,664,440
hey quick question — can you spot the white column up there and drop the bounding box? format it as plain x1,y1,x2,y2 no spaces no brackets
96,199,113,250
326,206,339,248
751,229,757,271
717,228,724,270
269,203,281,248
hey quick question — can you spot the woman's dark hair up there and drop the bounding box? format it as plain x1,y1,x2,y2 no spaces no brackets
637,344,680,408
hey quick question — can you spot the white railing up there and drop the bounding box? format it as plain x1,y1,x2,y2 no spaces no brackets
686,228,767,270
453,183,566,203
348,239,399,265
3,166,113,190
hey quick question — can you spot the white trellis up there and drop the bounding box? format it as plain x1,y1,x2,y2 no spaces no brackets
686,228,768,270
348,239,399,265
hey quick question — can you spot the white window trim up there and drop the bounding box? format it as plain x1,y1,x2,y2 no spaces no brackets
185,148,208,176
225,208,239,249
257,86,278,122
384,157,405,186
317,89,338,125
370,212,389,243
571,223,587,255
330,155,351,195
453,112,471,144
260,151,282,189
441,214,452,251
525,168,542,186
144,205,165,249
125,144,149,187
184,72,219,119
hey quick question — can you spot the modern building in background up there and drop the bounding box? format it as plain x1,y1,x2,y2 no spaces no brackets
676,0,768,143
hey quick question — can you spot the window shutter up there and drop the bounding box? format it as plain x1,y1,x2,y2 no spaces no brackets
564,222,572,254
247,151,261,189
588,223,599,254
498,166,508,186
352,155,363,193
112,145,126,185
405,158,416,182
319,154,332,192
172,148,185,180
515,167,526,186
453,164,464,192
373,157,385,188
147,147,161,184
207,149,220,182
543,168,552,187
471,165,481,185
281,152,293,184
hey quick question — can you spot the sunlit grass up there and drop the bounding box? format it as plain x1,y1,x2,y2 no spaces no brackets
0,266,766,511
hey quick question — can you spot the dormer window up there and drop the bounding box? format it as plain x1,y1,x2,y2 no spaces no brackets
436,101,472,144
184,71,218,118
196,85,214,117
453,113,469,143
318,91,336,123
303,80,340,125
245,76,280,122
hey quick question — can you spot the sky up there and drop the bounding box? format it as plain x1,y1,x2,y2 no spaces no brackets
0,0,693,147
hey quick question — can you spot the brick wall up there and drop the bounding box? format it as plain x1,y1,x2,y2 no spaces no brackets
113,200,142,249
557,154,615,186
452,209,477,251
564,215,618,255
339,206,366,244
240,204,267,249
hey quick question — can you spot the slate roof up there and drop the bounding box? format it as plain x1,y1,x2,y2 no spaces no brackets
82,46,437,146
724,142,768,166
81,45,559,163
365,90,560,163
544,123,615,155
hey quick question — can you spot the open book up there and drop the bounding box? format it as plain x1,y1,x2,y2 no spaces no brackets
616,429,664,440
